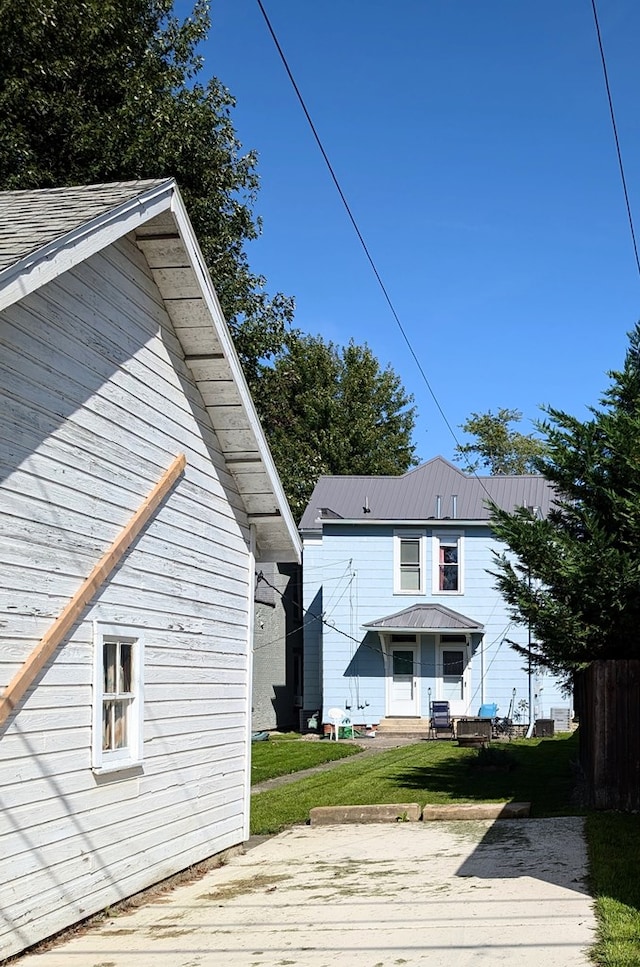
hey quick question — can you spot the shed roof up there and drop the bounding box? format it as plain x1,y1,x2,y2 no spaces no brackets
0,179,300,564
0,180,167,271
299,456,554,531
363,603,484,633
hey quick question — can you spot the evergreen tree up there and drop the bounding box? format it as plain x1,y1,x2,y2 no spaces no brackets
491,324,640,674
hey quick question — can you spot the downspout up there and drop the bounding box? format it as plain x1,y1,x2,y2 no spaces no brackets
243,525,257,842
525,571,535,738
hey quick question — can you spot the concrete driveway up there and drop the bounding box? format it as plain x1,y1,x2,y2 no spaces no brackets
17,817,596,967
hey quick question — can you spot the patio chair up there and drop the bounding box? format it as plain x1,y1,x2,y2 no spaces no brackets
327,707,355,740
430,701,455,739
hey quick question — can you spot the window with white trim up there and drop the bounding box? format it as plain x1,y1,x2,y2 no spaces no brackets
394,531,425,593
92,624,144,772
432,533,464,593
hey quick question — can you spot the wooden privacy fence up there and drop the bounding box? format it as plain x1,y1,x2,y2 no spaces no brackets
576,659,640,811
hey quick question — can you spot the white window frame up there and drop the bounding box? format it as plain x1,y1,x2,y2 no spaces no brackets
432,532,464,595
393,530,426,594
92,622,144,774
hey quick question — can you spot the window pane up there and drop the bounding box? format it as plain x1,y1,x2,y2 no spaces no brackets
103,643,117,693
442,545,458,565
443,650,464,676
119,643,132,693
114,701,128,749
400,566,420,591
440,564,459,591
400,540,420,565
103,700,114,751
393,651,413,675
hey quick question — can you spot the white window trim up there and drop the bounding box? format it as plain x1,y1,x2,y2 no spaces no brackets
393,530,426,595
92,622,144,774
432,532,464,595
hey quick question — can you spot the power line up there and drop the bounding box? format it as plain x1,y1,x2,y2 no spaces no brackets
254,0,467,457
256,570,516,680
590,0,640,278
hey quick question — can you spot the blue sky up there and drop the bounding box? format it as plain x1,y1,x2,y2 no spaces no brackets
181,0,640,463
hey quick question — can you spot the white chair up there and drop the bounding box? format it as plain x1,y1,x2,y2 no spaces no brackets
327,707,355,740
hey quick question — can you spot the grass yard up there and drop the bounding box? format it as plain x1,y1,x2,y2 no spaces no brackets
251,736,360,784
587,812,640,967
250,733,579,834
249,732,640,967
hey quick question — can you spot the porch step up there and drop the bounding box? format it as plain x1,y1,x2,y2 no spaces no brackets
376,717,430,738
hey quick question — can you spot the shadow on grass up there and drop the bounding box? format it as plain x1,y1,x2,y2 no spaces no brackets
588,812,640,913
388,734,581,816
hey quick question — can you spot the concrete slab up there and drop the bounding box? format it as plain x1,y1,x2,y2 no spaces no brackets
422,801,531,819
16,818,596,967
310,802,421,824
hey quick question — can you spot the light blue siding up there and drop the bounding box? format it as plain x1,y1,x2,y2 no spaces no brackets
303,522,568,728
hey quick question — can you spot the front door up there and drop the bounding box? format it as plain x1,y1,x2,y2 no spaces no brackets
437,643,470,716
388,645,419,716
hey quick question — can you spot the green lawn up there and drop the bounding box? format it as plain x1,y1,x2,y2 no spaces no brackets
250,732,640,967
251,736,360,784
250,734,579,834
587,813,640,967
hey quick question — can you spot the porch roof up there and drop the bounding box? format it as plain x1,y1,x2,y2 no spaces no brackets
363,603,484,633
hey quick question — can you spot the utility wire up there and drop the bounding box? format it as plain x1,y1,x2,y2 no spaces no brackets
255,0,468,459
590,0,640,278
256,570,515,680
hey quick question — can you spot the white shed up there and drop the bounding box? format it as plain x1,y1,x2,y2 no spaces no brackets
0,179,301,959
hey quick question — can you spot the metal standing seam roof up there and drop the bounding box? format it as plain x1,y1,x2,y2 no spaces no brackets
363,603,484,633
298,456,554,530
0,180,168,272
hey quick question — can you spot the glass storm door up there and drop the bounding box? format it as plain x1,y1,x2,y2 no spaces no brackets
389,646,419,716
438,645,469,716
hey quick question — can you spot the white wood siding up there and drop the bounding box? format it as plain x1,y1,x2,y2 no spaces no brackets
0,237,252,958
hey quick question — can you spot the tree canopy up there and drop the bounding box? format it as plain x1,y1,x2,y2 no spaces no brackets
255,335,418,520
490,325,640,674
0,0,293,376
454,408,546,475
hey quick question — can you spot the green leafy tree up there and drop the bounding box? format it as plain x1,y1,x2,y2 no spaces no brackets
256,335,418,520
454,408,546,474
0,0,293,376
490,324,640,674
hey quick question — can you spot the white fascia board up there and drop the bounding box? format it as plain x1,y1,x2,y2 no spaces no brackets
170,188,301,564
318,518,492,528
0,180,175,313
363,625,483,635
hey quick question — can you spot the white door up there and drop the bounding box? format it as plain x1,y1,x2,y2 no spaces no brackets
388,646,419,716
437,644,470,716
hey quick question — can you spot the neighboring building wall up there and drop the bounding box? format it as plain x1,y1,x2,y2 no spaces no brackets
0,237,252,958
303,522,566,726
252,563,302,731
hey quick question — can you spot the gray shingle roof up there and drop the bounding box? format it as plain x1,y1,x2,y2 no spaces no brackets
0,180,169,272
363,603,483,632
299,456,554,530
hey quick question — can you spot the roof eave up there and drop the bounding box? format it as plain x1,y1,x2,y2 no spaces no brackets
0,179,301,564
363,624,484,634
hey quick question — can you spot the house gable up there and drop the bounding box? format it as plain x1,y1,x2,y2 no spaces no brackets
0,180,300,565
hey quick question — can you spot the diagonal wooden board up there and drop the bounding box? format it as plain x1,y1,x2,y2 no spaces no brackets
0,453,186,728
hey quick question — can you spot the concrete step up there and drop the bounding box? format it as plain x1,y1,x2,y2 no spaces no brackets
376,717,430,738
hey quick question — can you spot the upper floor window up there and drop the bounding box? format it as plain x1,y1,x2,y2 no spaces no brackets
394,531,425,594
92,623,144,773
433,533,463,594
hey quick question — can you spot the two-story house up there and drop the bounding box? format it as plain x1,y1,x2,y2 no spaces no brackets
299,456,568,735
